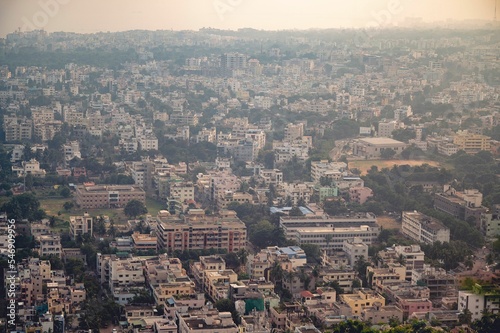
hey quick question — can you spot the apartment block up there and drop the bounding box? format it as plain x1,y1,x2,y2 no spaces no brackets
459,288,500,321
434,186,486,226
401,211,450,245
342,238,368,266
480,206,500,238
156,209,246,253
178,310,238,333
349,186,373,204
69,213,93,239
360,302,404,324
310,160,347,183
340,289,386,318
38,235,62,258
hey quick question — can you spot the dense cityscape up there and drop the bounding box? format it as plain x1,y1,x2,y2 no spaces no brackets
0,18,500,333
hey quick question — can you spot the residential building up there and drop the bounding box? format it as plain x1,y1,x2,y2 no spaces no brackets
217,191,253,210
401,211,450,245
310,160,347,183
349,187,373,204
130,160,154,192
284,123,304,142
378,120,399,138
283,183,311,206
139,135,159,151
178,310,238,333
156,209,246,253
3,116,32,142
69,213,93,239
131,232,157,251
258,169,283,186
378,245,425,281
459,288,500,321
434,186,486,226
63,141,81,161
360,302,404,324
340,289,386,318
191,255,227,289
342,238,368,266
12,159,46,177
75,184,146,209
480,206,500,238
367,264,406,287
321,268,357,292
38,235,62,258
411,264,457,301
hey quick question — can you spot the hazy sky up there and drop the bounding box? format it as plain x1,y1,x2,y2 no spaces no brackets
0,0,497,36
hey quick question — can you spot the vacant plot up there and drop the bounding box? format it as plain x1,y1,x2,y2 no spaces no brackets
349,159,440,175
377,215,401,230
146,197,167,217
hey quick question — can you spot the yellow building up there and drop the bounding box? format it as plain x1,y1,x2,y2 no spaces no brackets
453,131,491,154
152,281,196,306
340,288,386,317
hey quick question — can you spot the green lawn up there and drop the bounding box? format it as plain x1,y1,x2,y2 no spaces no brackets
146,197,167,217
0,188,165,232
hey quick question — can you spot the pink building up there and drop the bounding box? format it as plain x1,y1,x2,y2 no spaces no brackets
349,186,374,204
397,298,433,319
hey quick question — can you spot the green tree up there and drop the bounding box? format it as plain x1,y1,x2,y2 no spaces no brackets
1,193,42,221
63,201,74,211
60,186,71,198
380,148,397,159
25,173,34,191
124,199,148,219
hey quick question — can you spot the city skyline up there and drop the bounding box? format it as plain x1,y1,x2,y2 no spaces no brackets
0,0,498,37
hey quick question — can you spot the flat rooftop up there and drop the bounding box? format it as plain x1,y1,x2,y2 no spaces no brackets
358,137,406,145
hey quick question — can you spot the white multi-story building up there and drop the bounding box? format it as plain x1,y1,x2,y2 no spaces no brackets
258,169,283,186
280,213,380,250
310,160,347,183
69,213,93,240
378,120,399,138
401,211,450,245
63,141,81,161
12,159,46,177
459,289,500,321
343,238,368,266
139,136,159,151
284,123,304,142
283,183,311,206
38,235,62,258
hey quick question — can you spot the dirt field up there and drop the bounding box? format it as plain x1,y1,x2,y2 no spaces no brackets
348,159,440,175
377,215,401,230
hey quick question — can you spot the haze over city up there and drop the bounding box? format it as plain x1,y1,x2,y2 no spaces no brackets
0,0,498,36
1,0,500,332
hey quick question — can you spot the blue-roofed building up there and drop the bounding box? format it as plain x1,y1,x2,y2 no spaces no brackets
270,206,314,216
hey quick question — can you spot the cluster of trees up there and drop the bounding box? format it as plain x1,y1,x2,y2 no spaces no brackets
363,165,483,247
421,240,473,270
1,193,44,221
448,151,500,208
227,203,291,249
327,319,442,333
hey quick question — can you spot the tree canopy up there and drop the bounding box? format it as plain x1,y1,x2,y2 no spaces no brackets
124,200,148,219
